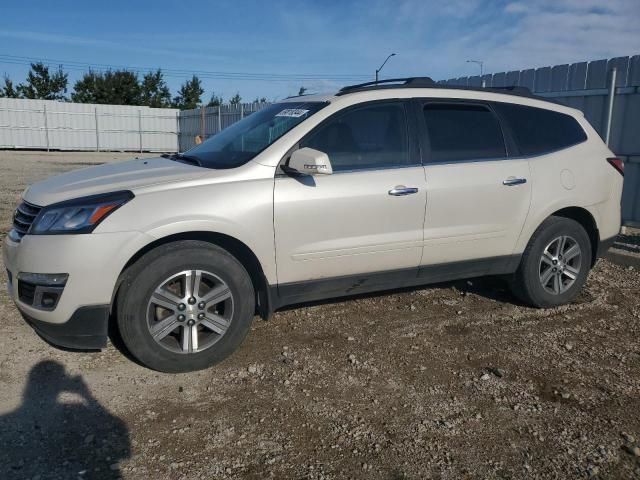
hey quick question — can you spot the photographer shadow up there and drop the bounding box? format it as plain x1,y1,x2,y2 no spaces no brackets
0,360,130,479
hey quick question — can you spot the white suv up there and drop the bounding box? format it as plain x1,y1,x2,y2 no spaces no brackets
3,78,623,372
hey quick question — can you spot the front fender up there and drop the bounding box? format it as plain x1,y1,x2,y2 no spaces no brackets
144,218,277,283
96,176,277,283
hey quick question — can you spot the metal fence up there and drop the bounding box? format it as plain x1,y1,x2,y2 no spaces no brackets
177,102,269,151
0,98,180,152
440,55,640,226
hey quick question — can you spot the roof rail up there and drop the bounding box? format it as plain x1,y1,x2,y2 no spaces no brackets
336,77,554,103
337,77,436,95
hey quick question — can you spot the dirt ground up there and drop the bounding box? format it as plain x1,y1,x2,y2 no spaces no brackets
1,151,639,480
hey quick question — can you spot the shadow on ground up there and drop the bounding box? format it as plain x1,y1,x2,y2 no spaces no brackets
278,274,524,312
0,360,130,479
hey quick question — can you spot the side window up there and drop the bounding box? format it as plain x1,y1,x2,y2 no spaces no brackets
494,103,587,156
423,103,506,162
301,102,410,172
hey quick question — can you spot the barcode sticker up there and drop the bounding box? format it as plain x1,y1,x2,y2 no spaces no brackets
275,109,309,118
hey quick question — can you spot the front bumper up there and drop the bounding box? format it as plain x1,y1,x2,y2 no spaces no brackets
20,305,110,349
3,230,152,325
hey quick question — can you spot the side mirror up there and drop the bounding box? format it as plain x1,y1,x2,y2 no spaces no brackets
285,147,333,176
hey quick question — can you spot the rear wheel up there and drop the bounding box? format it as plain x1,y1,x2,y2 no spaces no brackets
511,216,592,308
117,241,255,372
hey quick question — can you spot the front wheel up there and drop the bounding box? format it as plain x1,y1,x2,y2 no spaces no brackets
116,241,255,372
511,216,592,308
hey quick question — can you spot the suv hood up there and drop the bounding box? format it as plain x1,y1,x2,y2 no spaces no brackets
23,157,205,206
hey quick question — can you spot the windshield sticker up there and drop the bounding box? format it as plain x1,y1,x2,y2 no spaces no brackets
275,108,310,118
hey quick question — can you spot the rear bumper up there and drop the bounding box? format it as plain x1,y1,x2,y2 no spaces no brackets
20,305,110,350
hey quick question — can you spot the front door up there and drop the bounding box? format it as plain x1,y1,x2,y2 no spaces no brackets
273,101,427,292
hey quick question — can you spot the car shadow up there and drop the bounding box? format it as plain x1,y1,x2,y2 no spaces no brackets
0,360,131,479
276,275,527,312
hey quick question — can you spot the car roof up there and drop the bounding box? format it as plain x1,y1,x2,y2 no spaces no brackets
280,77,580,117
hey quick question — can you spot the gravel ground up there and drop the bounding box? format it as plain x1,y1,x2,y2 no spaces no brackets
1,151,639,480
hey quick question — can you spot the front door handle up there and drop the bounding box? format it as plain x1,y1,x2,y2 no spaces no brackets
388,186,419,196
502,177,527,186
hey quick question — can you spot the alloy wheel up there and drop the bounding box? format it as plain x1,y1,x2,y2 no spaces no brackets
146,270,234,354
538,235,582,295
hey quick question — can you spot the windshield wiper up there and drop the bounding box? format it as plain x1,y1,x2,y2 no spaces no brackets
161,152,202,167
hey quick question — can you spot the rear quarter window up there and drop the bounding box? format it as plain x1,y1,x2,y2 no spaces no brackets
494,103,587,156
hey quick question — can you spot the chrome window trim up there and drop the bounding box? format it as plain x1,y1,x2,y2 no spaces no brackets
421,139,588,167
423,156,525,167
274,162,423,178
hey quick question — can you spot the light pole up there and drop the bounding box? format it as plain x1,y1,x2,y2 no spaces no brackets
466,59,485,87
466,59,484,76
376,53,396,83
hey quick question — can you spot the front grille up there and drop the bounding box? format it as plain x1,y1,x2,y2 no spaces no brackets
18,280,37,304
9,201,41,242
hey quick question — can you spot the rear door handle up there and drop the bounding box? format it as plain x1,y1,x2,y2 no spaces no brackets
502,177,527,186
388,186,419,196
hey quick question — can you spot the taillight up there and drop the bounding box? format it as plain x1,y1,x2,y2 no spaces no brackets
607,157,624,176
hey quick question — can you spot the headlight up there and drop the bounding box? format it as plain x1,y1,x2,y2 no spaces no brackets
31,191,134,235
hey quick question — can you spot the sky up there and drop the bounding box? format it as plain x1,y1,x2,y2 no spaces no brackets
1,0,639,102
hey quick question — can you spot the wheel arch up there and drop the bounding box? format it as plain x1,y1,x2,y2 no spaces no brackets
525,206,599,267
551,207,599,266
112,231,273,320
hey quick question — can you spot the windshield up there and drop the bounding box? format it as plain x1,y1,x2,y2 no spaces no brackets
184,101,327,169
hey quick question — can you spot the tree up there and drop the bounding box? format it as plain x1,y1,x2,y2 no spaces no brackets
253,97,267,103
229,92,241,105
1,76,19,98
298,86,307,96
17,62,68,100
140,69,171,108
71,71,101,103
172,75,204,110
206,91,223,107
72,70,141,105
102,71,141,105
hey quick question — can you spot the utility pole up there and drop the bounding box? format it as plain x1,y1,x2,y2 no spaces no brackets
376,53,396,83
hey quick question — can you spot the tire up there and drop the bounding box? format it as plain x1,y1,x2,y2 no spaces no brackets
511,216,592,308
116,240,255,373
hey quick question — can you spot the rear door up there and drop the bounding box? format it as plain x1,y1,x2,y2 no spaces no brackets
415,100,532,271
273,100,427,289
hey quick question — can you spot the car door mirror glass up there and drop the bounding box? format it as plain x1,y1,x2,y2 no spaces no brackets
286,147,333,175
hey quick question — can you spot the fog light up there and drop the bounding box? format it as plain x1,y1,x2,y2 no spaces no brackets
41,291,60,308
17,272,68,311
